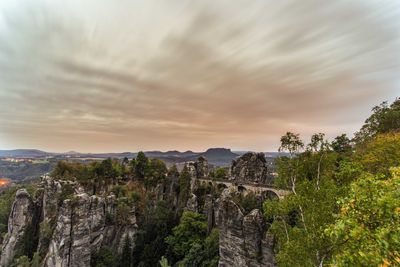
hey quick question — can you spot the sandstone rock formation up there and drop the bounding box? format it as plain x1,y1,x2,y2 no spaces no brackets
217,188,275,267
231,152,268,184
1,153,279,267
195,156,209,178
185,193,199,213
44,192,138,267
45,193,98,267
0,189,34,267
0,176,138,267
185,157,211,212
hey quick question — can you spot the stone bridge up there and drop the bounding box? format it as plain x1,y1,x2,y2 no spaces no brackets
196,177,290,199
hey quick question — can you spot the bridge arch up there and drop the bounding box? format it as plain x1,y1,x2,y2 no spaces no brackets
237,185,247,193
262,190,279,201
196,178,289,199
217,183,228,191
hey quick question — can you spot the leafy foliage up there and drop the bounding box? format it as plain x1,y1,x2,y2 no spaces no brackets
165,211,208,259
264,132,348,266
135,152,148,179
178,166,191,212
179,228,220,267
165,212,218,267
265,98,400,267
233,192,259,215
327,168,400,266
354,98,400,144
91,247,117,267
355,133,400,176
119,236,133,267
132,200,176,267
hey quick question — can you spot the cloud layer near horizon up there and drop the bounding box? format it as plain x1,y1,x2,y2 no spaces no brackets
0,0,399,152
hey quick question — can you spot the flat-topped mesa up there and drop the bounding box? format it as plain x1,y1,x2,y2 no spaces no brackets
230,152,268,184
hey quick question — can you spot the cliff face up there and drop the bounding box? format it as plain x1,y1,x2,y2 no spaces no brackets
45,193,99,267
217,188,275,267
231,152,269,184
1,153,277,267
0,177,138,267
0,189,35,267
184,154,276,267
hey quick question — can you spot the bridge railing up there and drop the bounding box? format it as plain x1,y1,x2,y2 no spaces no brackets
196,177,286,190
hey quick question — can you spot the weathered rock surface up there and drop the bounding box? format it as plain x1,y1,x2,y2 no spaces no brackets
231,152,268,184
45,193,96,267
0,189,34,267
0,176,138,267
217,188,275,267
185,193,199,213
203,194,215,233
195,156,209,178
44,191,137,267
1,152,279,267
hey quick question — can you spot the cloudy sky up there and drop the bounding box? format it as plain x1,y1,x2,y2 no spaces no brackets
0,0,399,152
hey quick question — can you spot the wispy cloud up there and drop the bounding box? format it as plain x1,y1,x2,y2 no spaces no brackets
0,0,399,152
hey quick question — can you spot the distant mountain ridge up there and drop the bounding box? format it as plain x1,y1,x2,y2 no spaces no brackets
0,148,286,167
0,149,50,158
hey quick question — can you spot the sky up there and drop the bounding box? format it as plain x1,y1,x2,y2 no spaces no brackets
0,0,399,152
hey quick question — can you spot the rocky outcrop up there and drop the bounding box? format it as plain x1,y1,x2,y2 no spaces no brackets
203,194,215,233
45,193,98,267
185,193,198,213
44,191,138,267
217,188,275,267
0,176,138,267
195,156,209,178
185,157,210,180
231,153,268,184
184,157,211,212
0,189,35,267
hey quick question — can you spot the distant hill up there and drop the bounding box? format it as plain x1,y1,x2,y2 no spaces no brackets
201,148,237,158
0,149,50,158
0,148,287,167
178,148,239,166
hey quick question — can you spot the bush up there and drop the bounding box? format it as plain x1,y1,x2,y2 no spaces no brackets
233,192,259,214
91,247,117,267
116,202,131,225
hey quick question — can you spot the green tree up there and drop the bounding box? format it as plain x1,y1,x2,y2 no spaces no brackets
180,228,220,267
100,158,115,179
132,200,176,267
145,158,167,188
13,256,30,267
165,211,207,260
119,236,133,267
135,152,148,179
356,133,400,176
278,132,304,194
327,168,400,266
331,134,352,153
0,186,21,243
354,98,400,144
167,164,179,179
91,247,117,267
30,252,41,267
115,201,130,225
213,168,227,180
265,133,343,266
159,256,171,267
178,166,191,212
